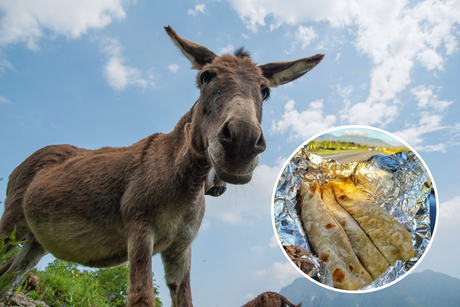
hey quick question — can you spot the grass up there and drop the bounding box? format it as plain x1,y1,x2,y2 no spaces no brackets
380,147,410,155
309,148,368,155
307,140,409,156
0,226,24,294
7,259,163,307
1,227,163,306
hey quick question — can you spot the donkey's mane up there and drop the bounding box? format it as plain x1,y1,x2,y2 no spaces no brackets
234,46,250,58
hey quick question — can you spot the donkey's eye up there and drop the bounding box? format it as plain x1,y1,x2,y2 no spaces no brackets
200,71,215,86
260,86,270,100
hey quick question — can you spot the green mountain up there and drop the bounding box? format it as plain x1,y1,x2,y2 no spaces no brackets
279,270,460,307
315,133,393,147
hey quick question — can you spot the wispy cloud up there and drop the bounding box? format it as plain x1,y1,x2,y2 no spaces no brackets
0,58,13,74
392,84,457,152
250,245,263,252
295,25,317,49
219,44,235,55
333,53,340,62
0,95,12,103
394,112,448,151
100,37,153,91
168,64,180,73
337,82,353,98
188,4,206,16
411,85,453,111
252,262,299,286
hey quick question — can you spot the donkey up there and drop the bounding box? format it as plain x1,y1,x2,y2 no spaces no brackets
241,292,302,307
0,26,323,306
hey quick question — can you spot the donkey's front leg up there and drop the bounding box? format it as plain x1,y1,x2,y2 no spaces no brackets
162,244,193,307
127,223,155,307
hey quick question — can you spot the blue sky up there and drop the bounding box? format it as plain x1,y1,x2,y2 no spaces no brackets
1,0,459,305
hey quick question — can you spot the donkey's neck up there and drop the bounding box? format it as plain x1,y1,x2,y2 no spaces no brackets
150,110,211,201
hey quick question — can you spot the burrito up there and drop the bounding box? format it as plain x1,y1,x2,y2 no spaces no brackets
331,179,415,264
321,182,390,279
299,181,373,290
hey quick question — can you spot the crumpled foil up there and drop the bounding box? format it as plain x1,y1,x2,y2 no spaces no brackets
273,146,432,290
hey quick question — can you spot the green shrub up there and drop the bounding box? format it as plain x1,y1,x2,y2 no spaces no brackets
17,260,162,307
0,226,24,294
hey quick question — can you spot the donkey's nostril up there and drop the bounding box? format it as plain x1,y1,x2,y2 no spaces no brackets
254,131,267,154
218,121,234,144
222,122,232,140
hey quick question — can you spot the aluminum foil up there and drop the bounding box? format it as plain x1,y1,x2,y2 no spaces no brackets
273,146,432,290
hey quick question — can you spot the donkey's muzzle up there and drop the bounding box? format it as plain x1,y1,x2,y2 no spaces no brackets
208,97,266,185
216,119,266,157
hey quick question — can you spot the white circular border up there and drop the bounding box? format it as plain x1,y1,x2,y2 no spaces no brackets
270,125,440,294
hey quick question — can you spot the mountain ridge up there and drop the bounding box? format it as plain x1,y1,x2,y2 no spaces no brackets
279,270,460,307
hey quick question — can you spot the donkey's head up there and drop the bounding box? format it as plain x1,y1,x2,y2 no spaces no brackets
165,26,323,185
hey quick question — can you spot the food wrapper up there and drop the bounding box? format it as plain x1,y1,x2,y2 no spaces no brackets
273,146,433,289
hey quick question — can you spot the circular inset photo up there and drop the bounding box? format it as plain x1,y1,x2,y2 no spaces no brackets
272,126,437,293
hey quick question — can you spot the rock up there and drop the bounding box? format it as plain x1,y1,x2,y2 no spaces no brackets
0,293,49,307
22,273,39,292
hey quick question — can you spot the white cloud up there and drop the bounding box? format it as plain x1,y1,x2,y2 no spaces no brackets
342,101,399,126
219,44,235,55
269,235,279,248
271,99,336,141
100,37,152,91
228,0,460,127
333,52,340,62
205,161,283,225
295,26,317,49
394,112,447,148
439,196,460,227
0,0,128,50
411,85,453,111
0,95,11,103
315,35,347,51
168,64,180,73
337,83,353,98
415,143,447,153
244,293,255,300
188,4,206,16
417,49,444,70
392,83,457,151
241,33,249,39
342,130,366,136
252,262,299,286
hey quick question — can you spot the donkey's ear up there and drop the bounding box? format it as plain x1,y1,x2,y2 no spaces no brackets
165,26,217,70
259,54,324,87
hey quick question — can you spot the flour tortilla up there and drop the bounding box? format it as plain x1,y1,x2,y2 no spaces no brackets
321,182,390,279
331,179,415,264
300,181,373,290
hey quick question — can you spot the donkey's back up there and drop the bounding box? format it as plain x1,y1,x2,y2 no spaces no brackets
1,144,86,242
0,135,155,262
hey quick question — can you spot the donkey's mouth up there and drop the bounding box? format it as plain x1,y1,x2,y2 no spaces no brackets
209,154,254,185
